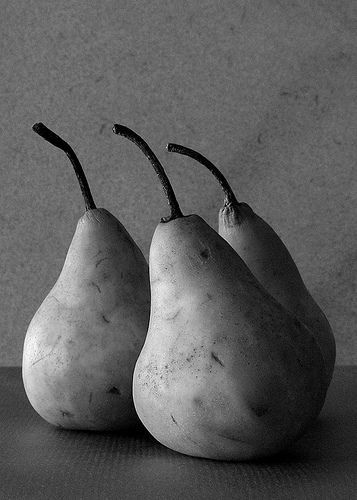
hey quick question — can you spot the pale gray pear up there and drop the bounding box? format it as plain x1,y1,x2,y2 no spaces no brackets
113,125,328,461
167,144,335,386
22,123,150,430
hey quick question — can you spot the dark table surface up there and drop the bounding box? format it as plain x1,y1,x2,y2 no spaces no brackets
1,366,356,500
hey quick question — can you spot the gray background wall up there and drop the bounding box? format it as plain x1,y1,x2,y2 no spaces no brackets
0,0,356,365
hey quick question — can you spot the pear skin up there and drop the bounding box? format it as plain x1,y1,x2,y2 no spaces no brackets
23,209,150,430
133,215,327,461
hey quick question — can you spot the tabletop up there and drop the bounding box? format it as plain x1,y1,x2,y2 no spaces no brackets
1,366,356,499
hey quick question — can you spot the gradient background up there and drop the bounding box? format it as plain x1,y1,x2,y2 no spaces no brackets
1,0,356,365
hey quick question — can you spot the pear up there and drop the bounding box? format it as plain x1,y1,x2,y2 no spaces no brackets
22,123,150,431
113,124,328,461
167,144,335,386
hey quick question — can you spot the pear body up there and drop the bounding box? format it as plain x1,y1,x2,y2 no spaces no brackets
219,203,335,385
23,208,150,430
133,215,327,461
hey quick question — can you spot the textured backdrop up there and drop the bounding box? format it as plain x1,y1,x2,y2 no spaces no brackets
0,0,356,365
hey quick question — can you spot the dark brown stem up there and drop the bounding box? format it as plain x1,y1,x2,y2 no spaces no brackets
167,143,239,208
113,124,183,222
32,123,96,211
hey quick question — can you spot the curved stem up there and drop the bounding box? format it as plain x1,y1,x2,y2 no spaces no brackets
167,143,239,207
32,123,96,211
113,124,183,222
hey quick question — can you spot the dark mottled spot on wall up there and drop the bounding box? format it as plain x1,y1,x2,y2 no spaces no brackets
107,386,121,395
296,357,304,368
171,414,178,425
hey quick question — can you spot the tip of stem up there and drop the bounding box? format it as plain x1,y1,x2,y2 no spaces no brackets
32,122,43,133
112,124,122,135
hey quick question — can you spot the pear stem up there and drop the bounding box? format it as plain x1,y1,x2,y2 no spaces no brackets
167,143,239,208
113,124,183,222
32,122,96,211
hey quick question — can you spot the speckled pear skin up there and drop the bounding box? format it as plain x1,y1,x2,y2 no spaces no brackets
133,215,327,461
219,203,336,386
22,208,150,431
